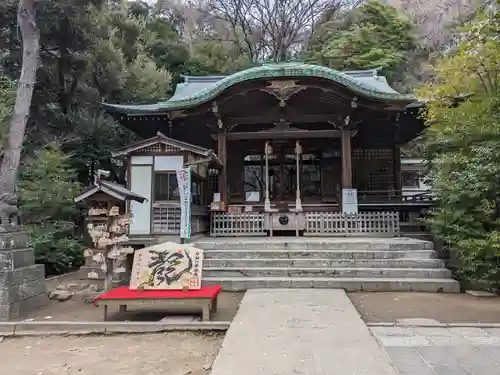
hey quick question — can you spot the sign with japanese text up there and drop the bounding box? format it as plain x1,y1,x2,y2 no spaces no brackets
176,167,192,240
342,188,358,214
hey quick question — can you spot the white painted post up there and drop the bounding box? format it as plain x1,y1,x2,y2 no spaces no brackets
295,140,303,212
264,141,272,212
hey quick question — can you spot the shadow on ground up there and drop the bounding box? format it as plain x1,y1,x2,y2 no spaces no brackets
349,292,500,323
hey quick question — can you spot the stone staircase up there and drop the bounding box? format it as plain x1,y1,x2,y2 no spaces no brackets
195,237,460,292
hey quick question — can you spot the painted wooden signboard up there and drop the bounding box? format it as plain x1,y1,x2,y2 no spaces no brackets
129,242,203,290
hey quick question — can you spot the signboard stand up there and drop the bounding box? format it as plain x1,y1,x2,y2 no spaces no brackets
176,167,192,243
342,188,358,214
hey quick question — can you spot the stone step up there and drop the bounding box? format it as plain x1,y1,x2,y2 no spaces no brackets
194,238,434,251
202,277,460,292
204,258,445,268
203,250,437,260
203,267,452,279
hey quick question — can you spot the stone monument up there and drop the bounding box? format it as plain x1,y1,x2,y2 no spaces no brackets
0,228,47,321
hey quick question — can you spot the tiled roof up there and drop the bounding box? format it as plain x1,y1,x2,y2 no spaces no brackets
102,62,416,115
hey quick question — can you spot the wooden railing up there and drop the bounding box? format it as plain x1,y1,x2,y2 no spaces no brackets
305,211,400,236
357,190,435,205
210,212,266,237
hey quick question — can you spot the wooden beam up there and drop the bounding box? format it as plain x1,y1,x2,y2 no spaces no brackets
341,129,352,189
223,129,355,141
226,113,342,125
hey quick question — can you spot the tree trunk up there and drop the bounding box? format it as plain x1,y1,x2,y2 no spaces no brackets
0,0,39,231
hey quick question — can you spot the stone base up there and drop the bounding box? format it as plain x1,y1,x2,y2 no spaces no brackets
0,293,48,321
0,231,48,321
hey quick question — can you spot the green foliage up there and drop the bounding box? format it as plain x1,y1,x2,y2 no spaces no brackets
185,40,253,76
417,8,500,290
306,1,418,89
0,77,15,150
20,144,85,275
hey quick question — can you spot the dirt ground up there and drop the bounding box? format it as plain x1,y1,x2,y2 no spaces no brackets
349,292,500,323
0,332,223,375
15,291,243,322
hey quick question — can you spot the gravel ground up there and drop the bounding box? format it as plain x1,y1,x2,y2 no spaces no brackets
15,292,243,322
349,292,500,323
0,332,223,375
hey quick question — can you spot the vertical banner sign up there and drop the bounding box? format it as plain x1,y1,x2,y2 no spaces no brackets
342,188,358,214
176,168,192,240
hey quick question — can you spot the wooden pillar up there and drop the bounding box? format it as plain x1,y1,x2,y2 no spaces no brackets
217,132,227,207
393,145,402,193
341,129,353,189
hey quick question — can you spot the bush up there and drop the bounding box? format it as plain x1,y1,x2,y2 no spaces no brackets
20,143,85,275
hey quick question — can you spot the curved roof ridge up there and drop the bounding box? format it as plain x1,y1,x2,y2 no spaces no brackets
343,69,379,77
103,62,416,115
181,75,226,83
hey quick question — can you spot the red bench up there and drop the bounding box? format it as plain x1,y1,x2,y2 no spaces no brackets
93,285,221,321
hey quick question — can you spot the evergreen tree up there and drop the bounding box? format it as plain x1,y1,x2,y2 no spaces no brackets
20,144,85,275
306,1,418,90
417,8,500,289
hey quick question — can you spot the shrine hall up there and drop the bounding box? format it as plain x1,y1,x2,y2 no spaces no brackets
103,62,430,240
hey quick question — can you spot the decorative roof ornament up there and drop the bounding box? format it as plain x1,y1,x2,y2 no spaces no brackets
261,80,305,107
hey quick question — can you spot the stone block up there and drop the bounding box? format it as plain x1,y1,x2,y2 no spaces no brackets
0,232,29,250
0,231,47,321
104,322,167,333
465,290,497,297
13,264,45,285
281,242,307,250
15,322,70,335
0,302,19,320
0,322,15,336
66,322,107,334
0,285,20,304
384,347,435,375
18,279,47,300
12,249,35,268
0,270,14,288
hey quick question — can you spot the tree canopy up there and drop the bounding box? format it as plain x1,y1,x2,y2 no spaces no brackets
306,0,418,90
417,6,500,289
0,0,492,274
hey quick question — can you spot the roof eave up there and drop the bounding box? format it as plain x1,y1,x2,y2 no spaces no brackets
101,63,418,116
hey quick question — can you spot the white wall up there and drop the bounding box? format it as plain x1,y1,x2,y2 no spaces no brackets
154,155,183,171
129,165,152,235
131,155,153,165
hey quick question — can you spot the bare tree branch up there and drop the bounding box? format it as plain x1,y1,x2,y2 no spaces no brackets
197,0,360,62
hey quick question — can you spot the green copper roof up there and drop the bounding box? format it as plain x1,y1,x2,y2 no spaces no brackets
102,62,416,115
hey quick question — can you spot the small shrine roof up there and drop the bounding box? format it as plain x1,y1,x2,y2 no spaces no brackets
74,180,147,203
111,132,223,168
101,63,417,116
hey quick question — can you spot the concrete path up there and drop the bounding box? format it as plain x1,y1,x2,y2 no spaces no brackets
209,289,398,375
372,326,500,375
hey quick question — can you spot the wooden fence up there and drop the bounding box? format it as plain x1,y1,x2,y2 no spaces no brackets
209,211,400,237
210,212,266,237
305,211,400,236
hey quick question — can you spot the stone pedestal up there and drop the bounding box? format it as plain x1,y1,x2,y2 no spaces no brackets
0,231,47,321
